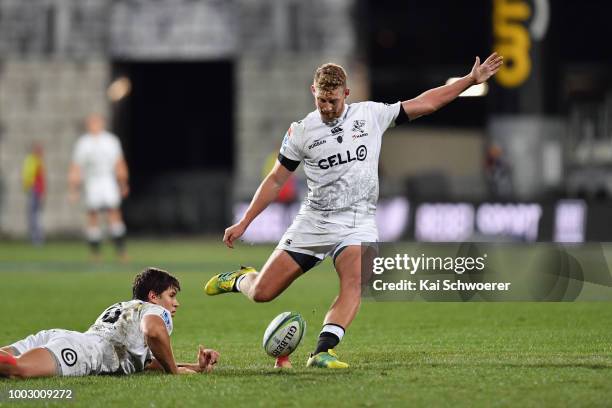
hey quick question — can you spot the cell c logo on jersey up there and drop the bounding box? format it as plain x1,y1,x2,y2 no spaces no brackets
318,145,367,170
356,145,367,161
61,348,78,367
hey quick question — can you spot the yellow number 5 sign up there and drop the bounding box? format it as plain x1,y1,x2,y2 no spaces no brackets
493,0,532,88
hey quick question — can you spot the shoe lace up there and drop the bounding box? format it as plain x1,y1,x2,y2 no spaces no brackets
217,271,237,283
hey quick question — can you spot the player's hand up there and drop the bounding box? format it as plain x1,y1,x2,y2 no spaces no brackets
223,222,247,248
197,345,219,373
197,345,210,372
470,52,503,84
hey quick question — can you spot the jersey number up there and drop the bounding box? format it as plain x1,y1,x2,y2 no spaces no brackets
101,306,122,324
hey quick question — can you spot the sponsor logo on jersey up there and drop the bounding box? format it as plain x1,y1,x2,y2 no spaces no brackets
162,310,172,331
61,348,78,366
352,132,368,140
285,238,292,246
330,126,344,143
318,145,368,169
308,139,327,150
352,120,366,133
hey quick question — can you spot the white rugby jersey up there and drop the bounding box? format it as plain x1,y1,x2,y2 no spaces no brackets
72,132,123,184
86,300,173,374
279,101,404,213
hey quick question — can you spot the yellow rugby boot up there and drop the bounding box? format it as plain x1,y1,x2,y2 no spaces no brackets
204,266,256,295
306,349,349,369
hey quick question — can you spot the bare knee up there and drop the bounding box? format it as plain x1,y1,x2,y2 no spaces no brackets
10,362,49,379
107,209,124,224
11,364,28,379
7,348,58,379
0,346,17,356
1,359,26,379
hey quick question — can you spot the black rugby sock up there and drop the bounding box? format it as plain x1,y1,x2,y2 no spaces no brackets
314,332,340,355
88,240,101,254
112,235,126,255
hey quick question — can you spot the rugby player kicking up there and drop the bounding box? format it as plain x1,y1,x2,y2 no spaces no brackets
0,268,219,378
205,53,503,368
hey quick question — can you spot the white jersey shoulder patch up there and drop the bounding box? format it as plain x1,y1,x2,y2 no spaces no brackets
141,303,173,335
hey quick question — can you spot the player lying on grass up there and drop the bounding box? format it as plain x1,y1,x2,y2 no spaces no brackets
0,268,219,379
206,53,503,369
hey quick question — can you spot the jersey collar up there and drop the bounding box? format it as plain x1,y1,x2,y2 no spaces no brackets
324,104,350,127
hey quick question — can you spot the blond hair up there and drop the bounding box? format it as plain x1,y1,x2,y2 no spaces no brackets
313,63,347,92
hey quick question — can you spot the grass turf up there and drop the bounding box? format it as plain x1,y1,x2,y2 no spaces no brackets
0,240,611,407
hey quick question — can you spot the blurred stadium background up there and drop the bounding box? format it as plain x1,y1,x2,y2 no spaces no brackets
0,0,611,244
2,3,612,405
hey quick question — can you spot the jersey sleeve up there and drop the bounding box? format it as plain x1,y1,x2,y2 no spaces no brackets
278,121,305,171
141,304,173,335
368,101,404,131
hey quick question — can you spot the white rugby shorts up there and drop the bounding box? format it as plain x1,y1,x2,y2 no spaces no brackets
84,178,121,210
10,329,113,376
276,208,378,260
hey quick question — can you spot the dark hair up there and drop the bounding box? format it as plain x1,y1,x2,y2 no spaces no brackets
132,267,181,301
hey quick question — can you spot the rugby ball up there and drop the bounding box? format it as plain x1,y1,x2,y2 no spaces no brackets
262,311,306,358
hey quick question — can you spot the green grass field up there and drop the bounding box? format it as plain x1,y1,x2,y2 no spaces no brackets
1,240,611,407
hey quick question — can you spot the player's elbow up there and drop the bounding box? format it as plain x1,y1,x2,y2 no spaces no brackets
267,173,287,190
420,101,438,116
429,104,441,115
403,98,437,120
143,327,163,342
116,160,129,179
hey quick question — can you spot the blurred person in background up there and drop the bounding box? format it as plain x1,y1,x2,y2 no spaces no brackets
206,53,503,369
22,142,46,245
484,144,513,197
68,114,129,262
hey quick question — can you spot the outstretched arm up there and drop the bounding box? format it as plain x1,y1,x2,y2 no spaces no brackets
145,345,219,374
223,161,293,248
402,52,503,121
178,346,219,373
141,315,183,374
